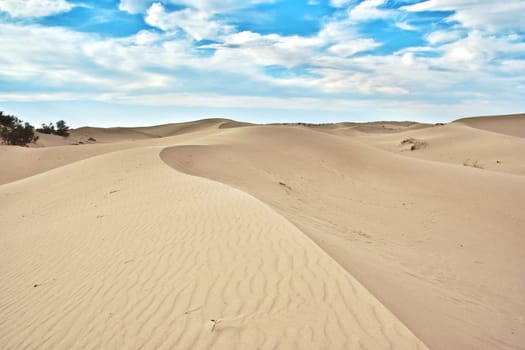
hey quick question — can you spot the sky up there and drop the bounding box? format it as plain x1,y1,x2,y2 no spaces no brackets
0,0,524,127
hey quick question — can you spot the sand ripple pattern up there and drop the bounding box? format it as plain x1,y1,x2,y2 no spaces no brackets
0,146,427,349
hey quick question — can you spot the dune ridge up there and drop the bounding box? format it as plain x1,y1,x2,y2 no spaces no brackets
2,113,524,349
0,141,426,349
70,118,251,143
162,124,525,350
0,120,234,185
453,113,525,138
349,122,525,176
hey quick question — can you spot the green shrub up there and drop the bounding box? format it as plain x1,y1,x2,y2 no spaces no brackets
0,111,20,128
55,120,70,136
0,112,38,146
36,123,55,134
36,120,70,137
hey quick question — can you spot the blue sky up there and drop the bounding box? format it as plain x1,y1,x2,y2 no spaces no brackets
1,0,524,127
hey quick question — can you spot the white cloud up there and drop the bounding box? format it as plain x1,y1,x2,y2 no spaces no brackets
402,0,525,31
145,2,233,40
0,91,373,114
0,23,190,92
329,0,355,7
209,31,323,69
328,39,380,57
436,31,525,68
426,30,462,45
110,92,372,112
119,0,274,14
349,0,392,21
170,0,274,13
118,0,150,14
0,0,73,18
401,52,414,65
395,22,417,31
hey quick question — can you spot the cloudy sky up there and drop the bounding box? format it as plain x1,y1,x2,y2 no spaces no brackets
1,0,524,127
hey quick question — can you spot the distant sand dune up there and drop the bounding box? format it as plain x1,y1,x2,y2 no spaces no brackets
350,122,525,176
71,118,251,143
454,113,525,138
0,119,240,185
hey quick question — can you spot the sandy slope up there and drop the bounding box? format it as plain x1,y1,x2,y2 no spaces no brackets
0,135,426,348
163,125,525,350
2,115,523,349
454,113,525,138
71,118,251,143
0,119,235,185
348,122,525,176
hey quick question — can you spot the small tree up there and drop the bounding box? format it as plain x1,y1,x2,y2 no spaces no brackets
0,111,19,128
55,120,70,136
0,116,37,146
36,123,55,134
36,120,70,137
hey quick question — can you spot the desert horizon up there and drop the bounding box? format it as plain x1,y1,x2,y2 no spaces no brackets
2,1,525,348
1,112,524,349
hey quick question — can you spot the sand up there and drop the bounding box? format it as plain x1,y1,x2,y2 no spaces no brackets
348,122,525,176
454,113,525,139
0,119,238,185
0,124,426,349
1,114,524,349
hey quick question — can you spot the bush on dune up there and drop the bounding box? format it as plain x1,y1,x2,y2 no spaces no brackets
37,123,55,134
55,120,70,136
1,111,72,146
0,111,38,146
36,120,70,137
0,111,21,129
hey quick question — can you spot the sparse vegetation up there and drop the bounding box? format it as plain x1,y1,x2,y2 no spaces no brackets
278,181,292,191
36,123,55,134
210,319,221,332
55,120,70,136
0,111,72,146
463,159,484,169
400,138,427,151
0,111,38,146
36,120,70,137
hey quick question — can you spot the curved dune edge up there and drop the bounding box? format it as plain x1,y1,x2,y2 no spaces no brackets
160,125,525,350
0,124,225,186
453,113,525,139
160,145,426,349
0,145,427,349
348,122,525,176
158,145,428,348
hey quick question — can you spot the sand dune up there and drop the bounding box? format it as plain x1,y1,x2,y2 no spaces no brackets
2,114,523,349
0,119,241,185
271,121,433,134
163,125,525,350
454,113,525,138
71,118,251,143
341,121,433,134
0,140,426,349
349,122,525,176
23,118,248,148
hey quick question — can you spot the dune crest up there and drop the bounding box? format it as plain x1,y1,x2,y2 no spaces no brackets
0,144,426,349
3,114,524,349
453,113,525,138
162,125,525,350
